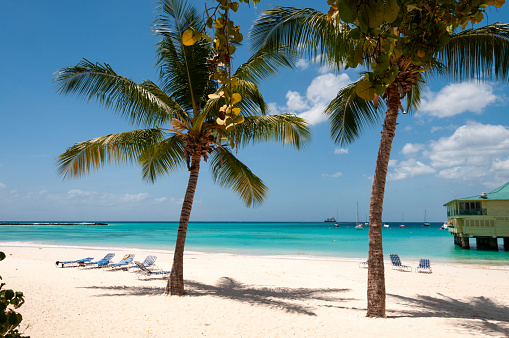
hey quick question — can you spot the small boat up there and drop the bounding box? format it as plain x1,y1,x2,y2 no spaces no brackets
440,222,448,230
423,210,430,226
324,217,337,223
399,224,405,228
400,212,405,228
355,201,363,229
334,223,339,227
384,223,390,228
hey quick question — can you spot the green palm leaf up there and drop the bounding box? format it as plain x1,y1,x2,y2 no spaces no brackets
326,82,382,146
251,7,353,70
57,129,164,179
155,0,213,114
208,147,268,207
437,22,509,82
139,135,186,183
55,59,181,126
233,114,311,149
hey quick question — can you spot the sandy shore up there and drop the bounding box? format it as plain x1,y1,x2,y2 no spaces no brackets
1,244,508,337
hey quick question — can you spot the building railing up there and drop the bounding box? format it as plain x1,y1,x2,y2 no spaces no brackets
447,208,487,216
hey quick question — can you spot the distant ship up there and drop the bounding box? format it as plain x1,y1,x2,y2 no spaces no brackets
324,217,337,223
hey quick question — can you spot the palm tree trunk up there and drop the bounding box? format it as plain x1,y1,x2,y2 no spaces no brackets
165,152,202,296
366,86,400,318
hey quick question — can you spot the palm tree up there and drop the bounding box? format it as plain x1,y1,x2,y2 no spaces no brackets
55,0,310,296
251,6,509,317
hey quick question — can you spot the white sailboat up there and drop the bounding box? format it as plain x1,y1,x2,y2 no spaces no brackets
400,212,405,228
355,201,363,230
424,210,430,226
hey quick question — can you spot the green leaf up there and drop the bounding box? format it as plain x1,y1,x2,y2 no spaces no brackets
359,0,385,29
383,0,400,23
355,79,375,101
230,2,239,12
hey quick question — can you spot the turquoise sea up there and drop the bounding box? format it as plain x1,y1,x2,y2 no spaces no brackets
1,221,508,265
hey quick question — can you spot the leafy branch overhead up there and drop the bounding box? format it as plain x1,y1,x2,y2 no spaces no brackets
326,0,505,102
182,0,260,134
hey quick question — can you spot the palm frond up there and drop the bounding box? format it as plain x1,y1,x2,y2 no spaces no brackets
326,82,383,146
405,76,426,115
55,59,182,126
208,147,268,207
139,135,186,183
233,114,311,149
154,0,213,114
250,7,353,70
234,45,298,84
437,22,509,82
57,129,164,179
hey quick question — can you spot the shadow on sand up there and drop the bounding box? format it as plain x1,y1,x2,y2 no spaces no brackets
80,276,353,316
388,293,509,336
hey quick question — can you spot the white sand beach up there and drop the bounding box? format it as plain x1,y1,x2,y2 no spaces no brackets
1,244,508,337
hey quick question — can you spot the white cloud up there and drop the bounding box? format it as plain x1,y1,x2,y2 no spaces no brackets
389,121,509,185
388,158,436,181
426,121,509,168
286,91,309,111
322,172,343,178
491,157,509,171
420,82,497,118
154,197,168,203
0,183,6,189
437,166,486,180
334,148,349,155
401,143,424,156
295,59,309,70
269,73,353,126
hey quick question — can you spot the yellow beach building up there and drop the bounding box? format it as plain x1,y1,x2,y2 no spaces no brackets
444,181,509,250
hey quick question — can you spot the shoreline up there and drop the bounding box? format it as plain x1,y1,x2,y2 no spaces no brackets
2,241,509,270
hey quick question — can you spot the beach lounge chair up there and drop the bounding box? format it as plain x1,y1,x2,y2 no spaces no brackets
416,259,432,274
107,254,135,270
129,255,158,272
359,259,368,268
79,253,115,268
133,261,170,280
389,254,412,272
55,257,93,268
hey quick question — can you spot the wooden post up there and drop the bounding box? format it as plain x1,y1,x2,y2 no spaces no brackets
460,236,470,249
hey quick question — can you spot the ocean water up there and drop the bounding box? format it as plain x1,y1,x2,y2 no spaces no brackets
1,222,508,266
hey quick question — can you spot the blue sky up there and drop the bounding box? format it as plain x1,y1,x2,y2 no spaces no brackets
1,1,509,222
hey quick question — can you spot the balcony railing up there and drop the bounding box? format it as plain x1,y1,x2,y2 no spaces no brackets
447,208,487,216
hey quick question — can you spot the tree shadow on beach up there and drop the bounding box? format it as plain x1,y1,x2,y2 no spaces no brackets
80,276,353,316
388,293,509,336
184,277,353,316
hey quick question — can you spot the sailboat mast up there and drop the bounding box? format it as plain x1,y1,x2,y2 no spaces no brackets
356,201,359,225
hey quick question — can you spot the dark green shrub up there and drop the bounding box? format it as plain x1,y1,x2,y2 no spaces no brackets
0,251,28,337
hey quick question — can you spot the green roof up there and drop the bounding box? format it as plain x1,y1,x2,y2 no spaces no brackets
444,181,509,205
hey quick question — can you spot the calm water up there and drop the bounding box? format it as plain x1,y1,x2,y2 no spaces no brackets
1,222,508,265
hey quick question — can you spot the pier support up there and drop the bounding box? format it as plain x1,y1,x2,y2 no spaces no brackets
504,238,509,251
476,237,499,250
454,234,470,249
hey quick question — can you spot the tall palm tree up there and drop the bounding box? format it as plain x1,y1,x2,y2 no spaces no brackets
251,6,509,317
55,0,310,296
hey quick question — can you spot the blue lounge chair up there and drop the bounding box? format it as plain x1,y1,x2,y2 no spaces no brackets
79,253,115,268
416,259,432,274
55,257,93,268
129,255,158,272
389,254,412,272
359,259,368,268
107,254,135,270
133,261,170,280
